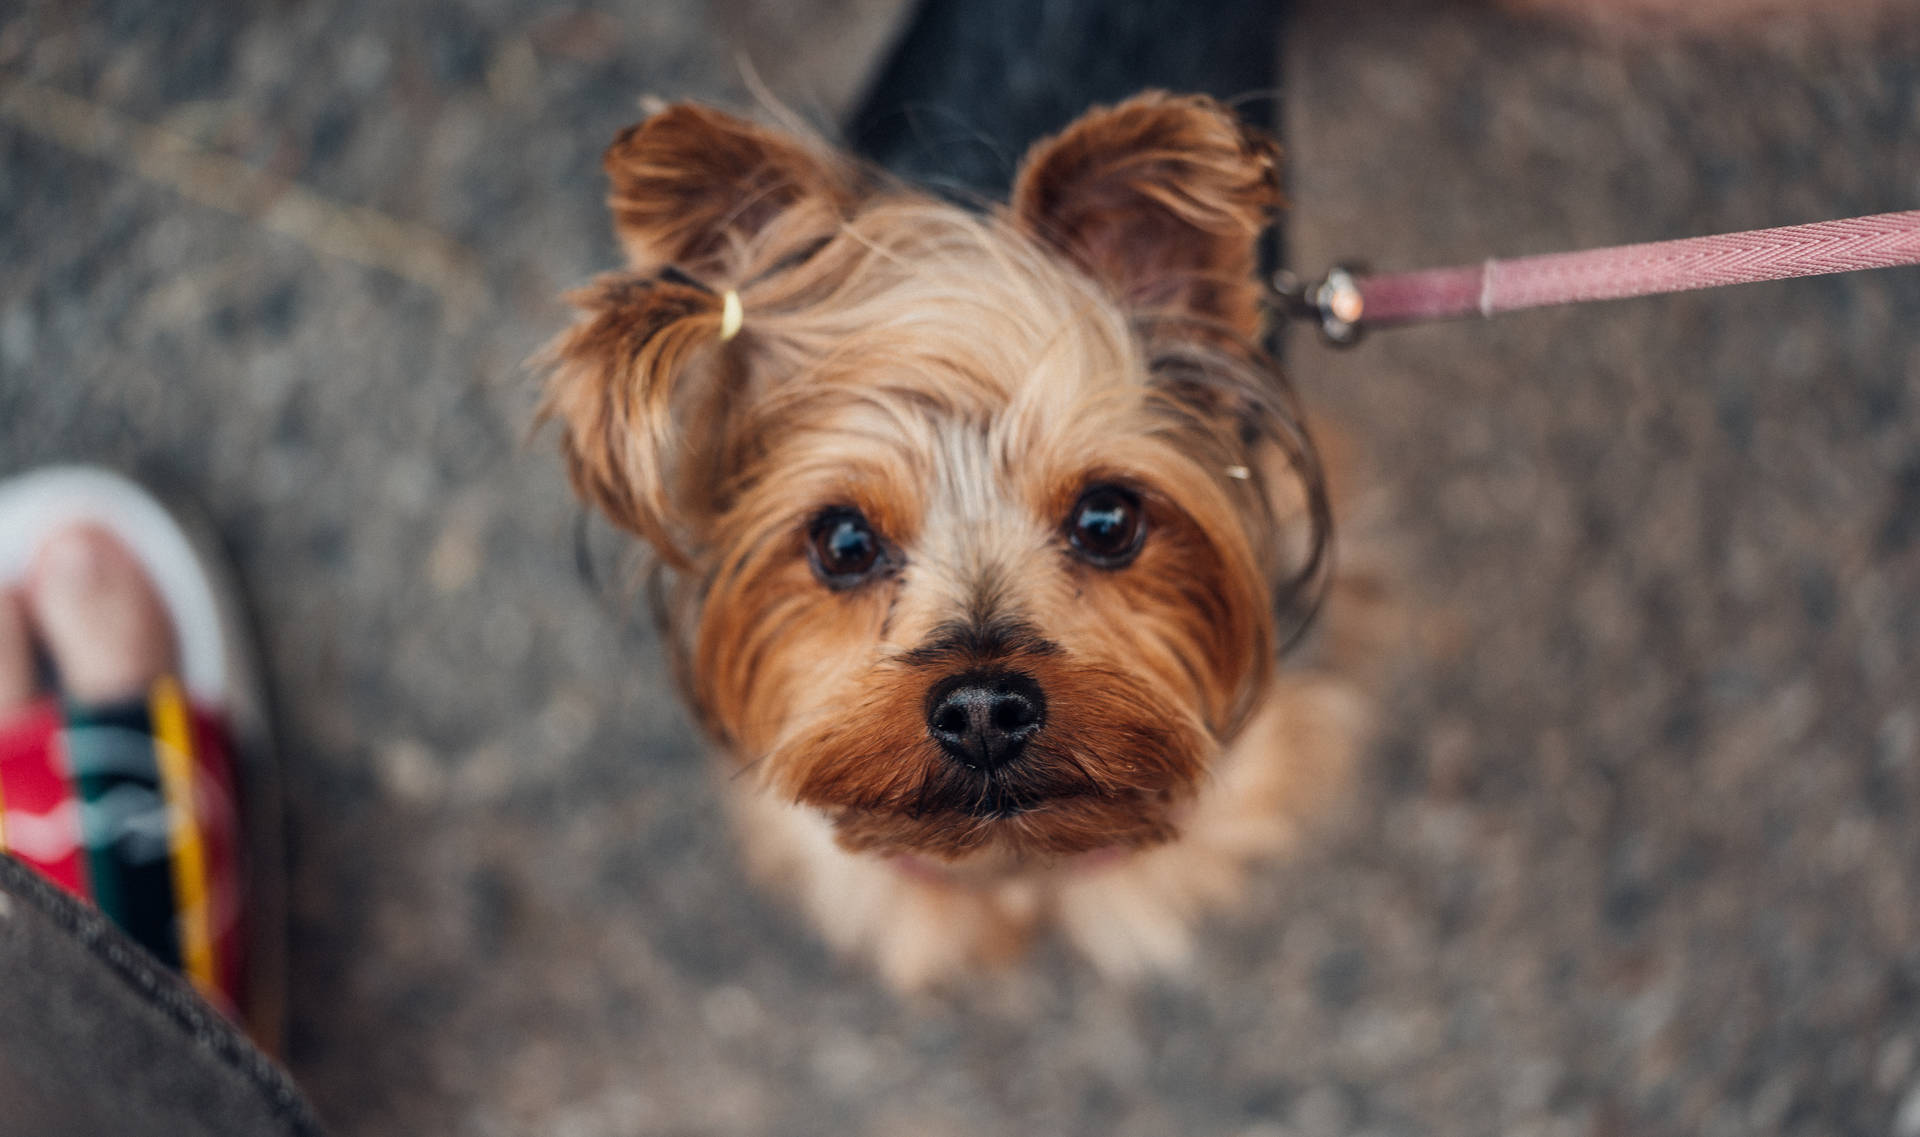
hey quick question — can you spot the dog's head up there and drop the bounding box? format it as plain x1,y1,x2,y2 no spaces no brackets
543,93,1325,862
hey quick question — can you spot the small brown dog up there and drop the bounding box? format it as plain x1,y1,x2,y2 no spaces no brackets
542,92,1368,989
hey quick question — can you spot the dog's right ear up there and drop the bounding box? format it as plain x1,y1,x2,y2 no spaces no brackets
542,105,857,567
603,103,857,279
538,273,724,569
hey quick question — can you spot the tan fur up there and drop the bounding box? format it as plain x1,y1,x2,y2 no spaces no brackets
540,92,1374,989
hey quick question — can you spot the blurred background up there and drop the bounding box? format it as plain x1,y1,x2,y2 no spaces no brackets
3,1,1919,1134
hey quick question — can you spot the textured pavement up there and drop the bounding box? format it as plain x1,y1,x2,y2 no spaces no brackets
3,2,1919,1135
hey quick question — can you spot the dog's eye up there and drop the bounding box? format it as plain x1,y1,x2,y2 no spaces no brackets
1067,485,1146,568
807,507,885,587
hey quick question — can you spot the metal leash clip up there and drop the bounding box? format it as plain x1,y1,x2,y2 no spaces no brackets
1272,265,1367,347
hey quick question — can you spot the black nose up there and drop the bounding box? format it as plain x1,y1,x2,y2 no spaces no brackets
925,671,1046,770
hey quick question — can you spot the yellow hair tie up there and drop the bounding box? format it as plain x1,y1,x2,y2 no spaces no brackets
719,289,743,341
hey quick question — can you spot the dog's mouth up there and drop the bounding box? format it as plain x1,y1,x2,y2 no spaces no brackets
915,764,1100,821
814,755,1186,859
826,783,1180,858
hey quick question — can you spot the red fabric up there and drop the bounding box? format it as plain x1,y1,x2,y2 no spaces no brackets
189,705,247,1016
0,698,89,896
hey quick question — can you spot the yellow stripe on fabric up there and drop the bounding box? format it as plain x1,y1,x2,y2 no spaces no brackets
151,675,217,996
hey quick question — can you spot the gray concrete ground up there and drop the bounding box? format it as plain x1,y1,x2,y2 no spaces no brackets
3,2,1918,1135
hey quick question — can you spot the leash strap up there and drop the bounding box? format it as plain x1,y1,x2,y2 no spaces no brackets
1285,209,1920,343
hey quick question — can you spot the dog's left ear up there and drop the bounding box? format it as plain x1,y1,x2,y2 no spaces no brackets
1011,92,1280,338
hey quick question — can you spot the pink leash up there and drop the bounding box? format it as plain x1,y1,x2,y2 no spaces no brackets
1283,209,1920,344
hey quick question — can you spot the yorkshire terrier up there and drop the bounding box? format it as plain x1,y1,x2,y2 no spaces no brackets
541,92,1370,989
